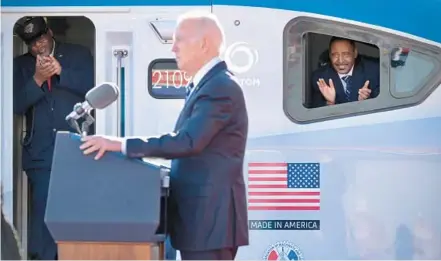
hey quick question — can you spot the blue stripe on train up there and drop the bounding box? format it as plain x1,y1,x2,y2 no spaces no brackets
2,0,440,44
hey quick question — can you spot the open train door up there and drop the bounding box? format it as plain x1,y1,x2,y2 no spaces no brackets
1,12,96,254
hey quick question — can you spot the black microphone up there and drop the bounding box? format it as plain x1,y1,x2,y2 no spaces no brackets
65,82,119,121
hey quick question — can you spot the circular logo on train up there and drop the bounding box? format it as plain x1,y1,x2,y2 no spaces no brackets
263,241,304,260
224,41,259,74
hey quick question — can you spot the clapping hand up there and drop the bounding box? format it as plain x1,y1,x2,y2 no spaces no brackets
317,78,336,104
47,56,62,75
34,55,62,85
358,80,371,101
34,55,55,83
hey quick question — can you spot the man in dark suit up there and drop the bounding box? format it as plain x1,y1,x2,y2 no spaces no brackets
311,37,380,107
79,11,249,260
13,16,94,260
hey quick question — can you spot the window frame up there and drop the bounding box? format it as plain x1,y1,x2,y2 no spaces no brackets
283,16,441,124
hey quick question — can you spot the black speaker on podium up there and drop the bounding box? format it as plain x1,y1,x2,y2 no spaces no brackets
44,131,170,260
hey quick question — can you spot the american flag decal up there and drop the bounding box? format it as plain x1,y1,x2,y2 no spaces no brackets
247,162,320,211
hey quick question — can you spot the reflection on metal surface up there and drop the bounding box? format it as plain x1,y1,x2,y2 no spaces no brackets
350,211,393,259
343,159,441,259
413,216,441,259
391,47,410,68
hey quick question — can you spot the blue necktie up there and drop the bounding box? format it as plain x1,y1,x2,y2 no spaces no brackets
342,75,352,101
185,82,194,101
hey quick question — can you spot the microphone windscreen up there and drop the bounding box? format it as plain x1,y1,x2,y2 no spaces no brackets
85,82,120,109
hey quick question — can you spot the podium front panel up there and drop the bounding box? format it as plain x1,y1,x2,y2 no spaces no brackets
45,132,166,243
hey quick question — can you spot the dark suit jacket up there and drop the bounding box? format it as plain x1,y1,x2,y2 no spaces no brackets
311,57,380,107
125,61,249,251
13,42,94,171
1,210,23,260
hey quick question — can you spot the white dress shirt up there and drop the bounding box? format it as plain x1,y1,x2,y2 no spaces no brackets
186,57,222,100
338,65,354,92
121,57,222,155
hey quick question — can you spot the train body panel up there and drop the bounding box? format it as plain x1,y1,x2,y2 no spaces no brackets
1,1,440,259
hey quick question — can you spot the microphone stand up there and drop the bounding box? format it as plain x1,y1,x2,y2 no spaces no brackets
67,118,82,135
66,102,95,137
81,112,95,137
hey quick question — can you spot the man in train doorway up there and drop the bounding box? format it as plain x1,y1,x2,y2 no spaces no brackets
13,16,94,260
311,36,380,107
78,10,249,260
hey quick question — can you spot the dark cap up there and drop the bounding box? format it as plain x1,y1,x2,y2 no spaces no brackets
14,17,49,45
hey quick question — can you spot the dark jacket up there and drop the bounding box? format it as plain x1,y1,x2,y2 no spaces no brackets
125,61,249,251
13,41,94,171
311,57,380,107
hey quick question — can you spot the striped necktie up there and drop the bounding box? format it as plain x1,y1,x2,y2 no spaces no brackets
342,75,352,101
185,82,194,101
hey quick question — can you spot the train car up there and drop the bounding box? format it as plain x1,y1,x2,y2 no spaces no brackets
1,0,441,259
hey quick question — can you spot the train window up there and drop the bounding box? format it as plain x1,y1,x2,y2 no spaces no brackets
302,32,380,109
390,48,440,98
283,16,441,124
148,59,191,99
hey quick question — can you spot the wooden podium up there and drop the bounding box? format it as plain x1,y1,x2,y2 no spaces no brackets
57,241,164,260
45,132,170,260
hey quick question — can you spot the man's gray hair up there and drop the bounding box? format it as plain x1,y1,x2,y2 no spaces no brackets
176,10,226,53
